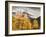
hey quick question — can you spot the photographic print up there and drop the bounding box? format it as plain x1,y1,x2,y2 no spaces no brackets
12,6,40,30
5,1,45,36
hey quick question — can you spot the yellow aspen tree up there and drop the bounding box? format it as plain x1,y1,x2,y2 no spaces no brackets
33,19,39,29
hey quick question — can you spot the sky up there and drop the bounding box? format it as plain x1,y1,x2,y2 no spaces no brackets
12,6,40,18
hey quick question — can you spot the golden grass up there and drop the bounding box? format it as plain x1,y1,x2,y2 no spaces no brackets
12,16,39,30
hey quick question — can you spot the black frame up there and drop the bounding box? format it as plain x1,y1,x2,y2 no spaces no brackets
5,1,45,36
